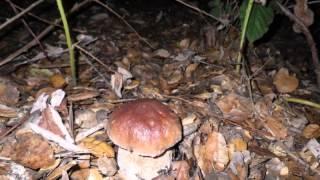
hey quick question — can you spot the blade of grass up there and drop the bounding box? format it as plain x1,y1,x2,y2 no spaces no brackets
56,0,76,85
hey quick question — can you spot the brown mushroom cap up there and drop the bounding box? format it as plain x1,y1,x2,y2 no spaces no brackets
106,99,182,157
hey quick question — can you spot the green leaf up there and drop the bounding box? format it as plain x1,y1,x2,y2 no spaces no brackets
240,1,275,43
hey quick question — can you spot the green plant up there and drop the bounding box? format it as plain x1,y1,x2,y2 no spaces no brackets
236,0,275,72
56,0,76,85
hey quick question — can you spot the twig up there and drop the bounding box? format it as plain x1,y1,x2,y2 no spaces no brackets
74,43,115,73
93,0,154,49
175,0,229,25
0,0,91,67
11,2,85,33
6,0,49,60
0,0,44,31
276,2,320,88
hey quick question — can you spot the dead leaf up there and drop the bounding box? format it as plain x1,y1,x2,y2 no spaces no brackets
0,104,17,118
50,74,66,88
185,63,199,79
111,72,123,98
172,161,190,180
0,80,19,106
75,109,97,129
0,132,55,169
216,93,252,121
303,124,320,139
154,49,170,58
263,116,288,139
194,131,229,176
293,0,314,33
273,68,299,93
79,137,115,158
67,89,99,102
97,157,118,176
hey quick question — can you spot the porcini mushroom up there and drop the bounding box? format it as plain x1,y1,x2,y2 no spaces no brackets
106,99,182,180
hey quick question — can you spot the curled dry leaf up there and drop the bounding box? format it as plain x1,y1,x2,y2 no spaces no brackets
185,63,199,79
0,81,19,106
265,158,289,178
194,131,229,176
111,72,123,98
171,160,190,180
303,124,320,139
216,93,252,121
154,49,171,58
79,137,115,158
50,74,66,88
0,132,55,169
228,151,251,180
273,68,299,93
67,89,99,102
0,104,17,118
97,157,118,176
263,116,288,139
293,0,314,33
75,109,97,129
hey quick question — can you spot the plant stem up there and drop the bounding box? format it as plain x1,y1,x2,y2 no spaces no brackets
236,0,254,73
56,0,76,85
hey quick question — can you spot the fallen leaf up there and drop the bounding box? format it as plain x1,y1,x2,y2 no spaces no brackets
80,137,115,158
0,80,19,106
97,157,118,176
172,160,190,180
273,68,299,93
194,131,229,176
50,74,66,88
154,49,170,58
111,72,123,98
263,116,288,139
216,93,252,121
0,132,55,169
0,104,17,118
303,124,320,139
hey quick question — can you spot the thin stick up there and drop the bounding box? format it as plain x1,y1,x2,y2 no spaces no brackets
6,0,49,60
175,0,229,25
0,0,44,31
11,2,85,33
93,0,154,49
74,44,115,73
276,2,320,88
0,0,91,67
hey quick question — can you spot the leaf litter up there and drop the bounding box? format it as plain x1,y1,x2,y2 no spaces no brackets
0,1,320,180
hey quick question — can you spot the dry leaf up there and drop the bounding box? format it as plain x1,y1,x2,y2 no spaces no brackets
194,131,229,176
111,72,123,98
75,109,97,129
67,89,99,102
264,116,288,139
273,68,299,93
50,74,66,88
265,158,289,178
154,49,170,58
185,63,199,79
172,161,190,180
216,93,252,121
97,157,118,176
80,137,115,158
0,132,55,169
293,0,314,33
0,104,17,118
303,124,320,139
0,80,19,106
229,138,248,155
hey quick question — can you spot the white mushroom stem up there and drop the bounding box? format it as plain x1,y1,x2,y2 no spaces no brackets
117,148,172,180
